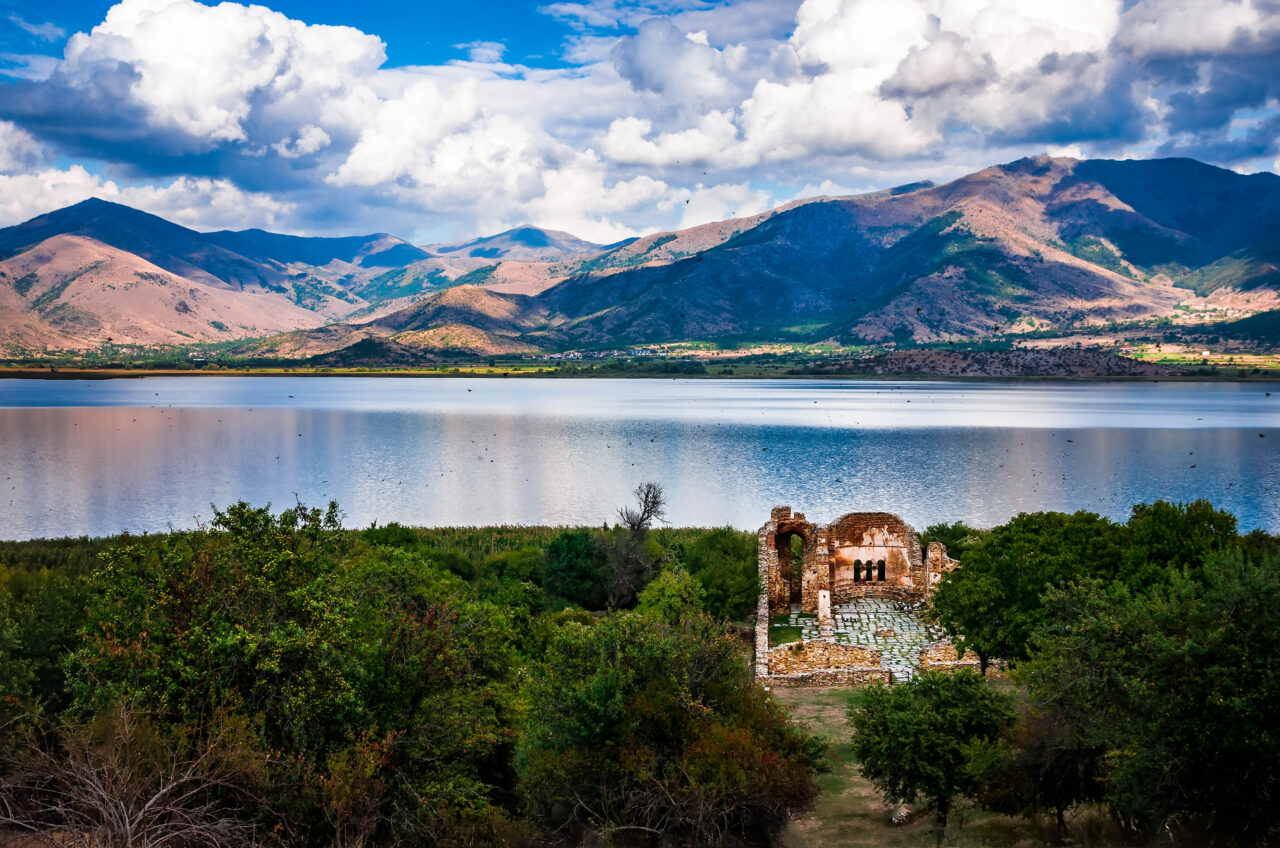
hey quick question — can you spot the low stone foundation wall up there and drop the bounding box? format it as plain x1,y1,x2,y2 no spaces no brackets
831,583,921,604
918,639,982,672
758,638,888,687
764,668,892,687
766,639,879,675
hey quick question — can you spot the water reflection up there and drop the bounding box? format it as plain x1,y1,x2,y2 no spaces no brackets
1,377,1277,539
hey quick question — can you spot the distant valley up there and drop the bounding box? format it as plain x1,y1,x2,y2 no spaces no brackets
2,155,1279,361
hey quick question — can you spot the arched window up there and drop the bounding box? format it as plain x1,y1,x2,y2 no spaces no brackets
865,560,874,582
877,559,886,582
853,559,861,582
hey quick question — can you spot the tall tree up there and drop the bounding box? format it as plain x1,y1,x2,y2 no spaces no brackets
851,670,1015,846
1021,549,1280,841
930,510,1124,666
603,483,667,609
518,606,825,844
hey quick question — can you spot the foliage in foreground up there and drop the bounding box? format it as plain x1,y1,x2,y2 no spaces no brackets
911,499,1280,845
3,495,1279,847
519,573,825,845
1022,549,1280,843
0,495,802,847
930,500,1249,667
851,671,1015,845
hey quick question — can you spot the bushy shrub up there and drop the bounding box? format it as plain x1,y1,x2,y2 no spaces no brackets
683,527,759,622
64,502,522,845
851,670,1015,845
518,606,825,844
542,528,606,607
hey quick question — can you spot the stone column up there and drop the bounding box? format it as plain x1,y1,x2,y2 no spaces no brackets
817,588,834,641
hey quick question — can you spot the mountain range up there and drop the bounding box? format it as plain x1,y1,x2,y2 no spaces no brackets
2,155,1279,358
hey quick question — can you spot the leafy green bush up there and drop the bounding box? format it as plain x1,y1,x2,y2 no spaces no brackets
931,510,1124,667
918,520,986,560
63,502,523,845
1022,549,1280,840
518,608,825,844
542,528,606,607
683,527,759,622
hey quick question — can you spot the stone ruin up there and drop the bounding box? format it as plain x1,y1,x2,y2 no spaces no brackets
754,506,969,686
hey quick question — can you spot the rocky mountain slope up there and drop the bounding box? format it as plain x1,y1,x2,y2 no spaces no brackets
527,156,1280,346
0,199,441,349
424,226,613,262
4,156,1280,357
0,233,324,350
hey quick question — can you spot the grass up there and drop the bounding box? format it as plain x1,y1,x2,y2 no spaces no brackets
770,612,810,647
1128,345,1280,377
775,687,933,847
772,686,1127,847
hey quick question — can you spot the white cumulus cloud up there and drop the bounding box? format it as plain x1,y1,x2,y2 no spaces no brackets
0,0,1275,239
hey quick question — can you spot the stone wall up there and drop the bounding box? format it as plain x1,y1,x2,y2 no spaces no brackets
758,507,928,616
765,668,893,687
759,638,890,687
829,512,923,600
925,542,961,590
766,639,880,675
918,639,982,672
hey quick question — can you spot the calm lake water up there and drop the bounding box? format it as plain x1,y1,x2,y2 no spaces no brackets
1,377,1278,540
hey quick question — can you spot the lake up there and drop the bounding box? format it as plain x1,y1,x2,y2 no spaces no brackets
1,376,1278,540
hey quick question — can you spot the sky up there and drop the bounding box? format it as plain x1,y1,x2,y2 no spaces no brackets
0,0,1278,244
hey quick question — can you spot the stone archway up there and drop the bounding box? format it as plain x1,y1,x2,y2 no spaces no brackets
776,524,808,607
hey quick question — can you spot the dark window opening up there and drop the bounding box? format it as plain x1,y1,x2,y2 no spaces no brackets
877,559,886,582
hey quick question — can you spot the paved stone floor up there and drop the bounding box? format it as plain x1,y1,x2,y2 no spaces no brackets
775,598,947,681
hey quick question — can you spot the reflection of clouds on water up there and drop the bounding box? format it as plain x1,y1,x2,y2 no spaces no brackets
0,378,1277,539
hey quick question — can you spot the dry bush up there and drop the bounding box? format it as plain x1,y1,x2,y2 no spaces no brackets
0,704,265,848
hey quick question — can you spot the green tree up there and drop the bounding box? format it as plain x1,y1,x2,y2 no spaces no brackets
931,510,1124,666
1021,549,1280,841
0,588,34,757
919,521,986,560
851,670,1015,845
65,501,523,844
970,703,1106,839
683,527,759,622
1123,498,1238,582
0,539,98,716
69,501,358,755
542,529,606,607
518,609,824,844
635,564,705,627
334,547,521,843
602,482,667,609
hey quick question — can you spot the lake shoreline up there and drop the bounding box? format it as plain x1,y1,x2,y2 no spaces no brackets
4,367,1280,382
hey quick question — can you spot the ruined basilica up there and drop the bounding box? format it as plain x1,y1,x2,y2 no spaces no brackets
754,506,973,686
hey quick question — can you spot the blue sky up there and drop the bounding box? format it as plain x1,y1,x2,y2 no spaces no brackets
2,0,582,67
0,0,1277,243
